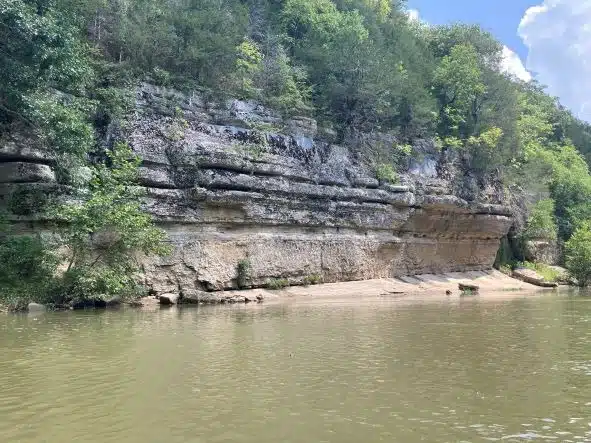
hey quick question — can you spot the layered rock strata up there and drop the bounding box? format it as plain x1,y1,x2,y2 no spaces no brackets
0,84,513,297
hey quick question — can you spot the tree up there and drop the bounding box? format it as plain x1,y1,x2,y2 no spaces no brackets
523,199,558,241
0,216,59,309
54,142,171,302
0,0,95,158
565,223,591,287
233,39,264,99
433,43,486,140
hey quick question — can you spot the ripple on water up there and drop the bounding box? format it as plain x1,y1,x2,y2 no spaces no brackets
1,295,591,442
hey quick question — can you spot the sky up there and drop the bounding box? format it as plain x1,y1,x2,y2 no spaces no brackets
406,0,591,122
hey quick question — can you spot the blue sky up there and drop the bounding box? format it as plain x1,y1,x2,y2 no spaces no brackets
407,0,537,60
405,0,591,122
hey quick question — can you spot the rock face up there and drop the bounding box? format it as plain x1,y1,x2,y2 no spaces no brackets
512,268,558,288
524,239,561,265
0,84,514,298
27,302,46,313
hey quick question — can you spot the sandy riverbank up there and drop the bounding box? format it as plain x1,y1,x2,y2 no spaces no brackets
4,270,563,313
220,269,562,303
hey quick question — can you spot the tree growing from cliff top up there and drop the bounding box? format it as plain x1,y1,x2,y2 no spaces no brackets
0,0,95,157
53,142,171,303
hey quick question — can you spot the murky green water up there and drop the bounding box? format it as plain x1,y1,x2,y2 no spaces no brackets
2,293,591,442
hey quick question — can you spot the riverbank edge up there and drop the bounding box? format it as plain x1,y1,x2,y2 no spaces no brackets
220,269,562,301
1,269,564,313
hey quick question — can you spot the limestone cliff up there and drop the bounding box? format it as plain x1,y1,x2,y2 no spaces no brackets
0,84,513,296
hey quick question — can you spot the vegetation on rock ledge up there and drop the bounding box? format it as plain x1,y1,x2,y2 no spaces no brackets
4,0,591,295
0,144,170,310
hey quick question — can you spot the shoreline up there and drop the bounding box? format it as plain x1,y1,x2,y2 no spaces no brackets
223,269,560,302
2,270,565,313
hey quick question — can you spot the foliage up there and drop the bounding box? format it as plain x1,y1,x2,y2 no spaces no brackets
523,199,558,240
303,274,323,286
266,278,290,290
0,0,94,156
6,0,591,301
565,223,591,287
8,186,51,216
258,47,312,115
236,259,252,289
433,43,486,139
233,39,264,99
521,261,561,283
24,93,95,159
0,216,59,308
52,142,171,302
375,163,399,184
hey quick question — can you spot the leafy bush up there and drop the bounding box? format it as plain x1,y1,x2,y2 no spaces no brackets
266,278,290,290
236,259,252,289
152,67,172,87
303,274,323,286
565,223,591,287
524,199,558,240
375,163,399,184
8,186,51,216
233,39,264,99
53,142,171,302
0,218,59,309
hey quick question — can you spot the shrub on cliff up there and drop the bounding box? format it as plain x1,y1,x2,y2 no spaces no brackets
0,143,171,309
53,143,172,304
0,217,59,310
565,223,591,287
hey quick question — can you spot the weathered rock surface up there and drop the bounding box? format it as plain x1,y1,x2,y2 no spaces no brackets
105,296,122,307
524,239,561,265
158,293,180,305
459,283,479,293
27,302,46,312
0,162,55,183
0,83,516,299
512,268,559,288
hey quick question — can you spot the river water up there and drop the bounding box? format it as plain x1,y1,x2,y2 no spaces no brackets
2,293,591,442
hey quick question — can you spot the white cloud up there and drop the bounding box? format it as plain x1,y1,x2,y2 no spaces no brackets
499,46,532,82
519,0,591,121
406,9,420,22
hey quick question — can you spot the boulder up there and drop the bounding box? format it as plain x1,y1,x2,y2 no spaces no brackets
105,296,122,307
180,289,211,304
27,303,46,313
196,293,223,304
70,298,107,309
0,162,55,183
159,293,180,305
458,283,479,293
130,296,159,307
524,240,560,265
512,268,558,288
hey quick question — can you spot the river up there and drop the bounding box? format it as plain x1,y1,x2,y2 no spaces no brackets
2,293,591,442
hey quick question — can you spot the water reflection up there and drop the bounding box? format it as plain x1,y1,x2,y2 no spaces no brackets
2,293,591,442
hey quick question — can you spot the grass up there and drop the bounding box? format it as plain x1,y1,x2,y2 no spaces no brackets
303,274,323,286
521,261,562,282
266,278,290,290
